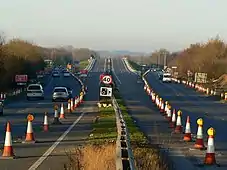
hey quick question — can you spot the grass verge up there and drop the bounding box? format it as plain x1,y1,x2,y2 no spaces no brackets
64,101,117,170
79,60,89,70
113,89,173,170
128,59,141,71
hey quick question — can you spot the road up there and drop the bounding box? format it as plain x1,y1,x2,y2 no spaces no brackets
112,57,227,170
0,62,101,170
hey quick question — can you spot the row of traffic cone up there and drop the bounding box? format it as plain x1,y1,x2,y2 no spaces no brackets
0,93,85,159
144,84,217,166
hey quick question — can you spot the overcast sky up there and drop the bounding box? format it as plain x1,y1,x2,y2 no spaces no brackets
1,0,227,52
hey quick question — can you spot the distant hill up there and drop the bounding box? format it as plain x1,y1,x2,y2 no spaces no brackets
97,50,149,57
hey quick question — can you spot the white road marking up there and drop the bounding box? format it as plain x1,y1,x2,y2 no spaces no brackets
28,112,85,170
111,59,122,85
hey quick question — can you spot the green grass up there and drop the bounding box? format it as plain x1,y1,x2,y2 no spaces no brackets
79,60,89,70
88,106,117,144
128,60,142,71
113,90,147,144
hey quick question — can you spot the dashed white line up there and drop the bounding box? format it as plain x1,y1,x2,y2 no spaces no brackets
28,112,85,170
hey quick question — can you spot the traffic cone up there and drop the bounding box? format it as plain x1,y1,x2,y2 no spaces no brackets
155,95,159,106
174,110,183,133
71,98,74,111
164,101,168,114
194,118,205,149
160,101,164,113
74,97,78,109
23,118,36,143
166,105,172,121
183,116,192,142
59,103,65,119
151,92,155,103
0,122,15,159
159,98,162,109
43,112,49,132
204,127,216,165
52,106,61,125
169,109,176,128
67,100,71,113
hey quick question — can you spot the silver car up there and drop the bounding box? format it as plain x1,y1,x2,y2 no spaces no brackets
52,87,69,102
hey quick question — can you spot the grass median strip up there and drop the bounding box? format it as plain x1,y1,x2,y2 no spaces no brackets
79,60,89,70
113,89,173,170
64,103,117,170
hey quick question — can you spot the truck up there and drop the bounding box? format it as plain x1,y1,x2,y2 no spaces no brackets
162,72,172,83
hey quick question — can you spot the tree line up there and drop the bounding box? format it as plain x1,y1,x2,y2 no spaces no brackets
0,34,97,91
129,37,227,80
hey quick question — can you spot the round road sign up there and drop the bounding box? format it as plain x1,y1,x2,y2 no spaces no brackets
27,114,34,121
102,75,112,84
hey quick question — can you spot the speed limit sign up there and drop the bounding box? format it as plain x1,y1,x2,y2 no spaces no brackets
102,75,112,84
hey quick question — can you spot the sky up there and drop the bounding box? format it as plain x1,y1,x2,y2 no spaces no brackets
1,0,227,52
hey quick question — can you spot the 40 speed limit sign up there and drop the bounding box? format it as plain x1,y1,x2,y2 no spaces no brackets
101,75,112,84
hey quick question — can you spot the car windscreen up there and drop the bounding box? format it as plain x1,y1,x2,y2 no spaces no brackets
54,88,67,92
28,85,41,90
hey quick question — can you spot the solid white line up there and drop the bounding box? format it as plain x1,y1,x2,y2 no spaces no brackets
28,112,85,170
111,59,122,85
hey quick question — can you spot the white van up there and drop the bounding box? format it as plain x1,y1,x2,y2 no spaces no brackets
162,73,172,83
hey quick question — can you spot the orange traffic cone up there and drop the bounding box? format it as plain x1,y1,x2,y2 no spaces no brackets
169,109,176,128
52,107,62,125
174,110,183,133
74,97,78,109
158,98,162,109
0,122,15,159
155,95,158,106
71,98,74,111
160,101,164,113
164,101,168,114
194,118,205,149
23,114,35,143
67,100,71,113
151,92,155,103
183,116,192,142
60,103,65,119
204,127,216,165
43,112,49,132
166,105,172,121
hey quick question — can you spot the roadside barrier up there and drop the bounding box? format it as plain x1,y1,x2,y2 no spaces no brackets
112,96,136,170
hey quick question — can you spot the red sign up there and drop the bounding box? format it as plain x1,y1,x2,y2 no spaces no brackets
80,70,88,74
15,75,28,83
101,75,112,84
100,73,105,81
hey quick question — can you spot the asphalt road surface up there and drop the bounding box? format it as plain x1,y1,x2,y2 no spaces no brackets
0,62,101,170
112,57,227,170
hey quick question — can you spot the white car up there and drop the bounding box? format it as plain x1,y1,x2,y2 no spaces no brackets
27,84,44,100
63,71,70,77
52,87,69,102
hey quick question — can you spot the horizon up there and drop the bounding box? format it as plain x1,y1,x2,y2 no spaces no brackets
1,0,227,53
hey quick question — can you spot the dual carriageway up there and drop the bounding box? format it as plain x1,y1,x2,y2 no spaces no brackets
0,57,226,169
